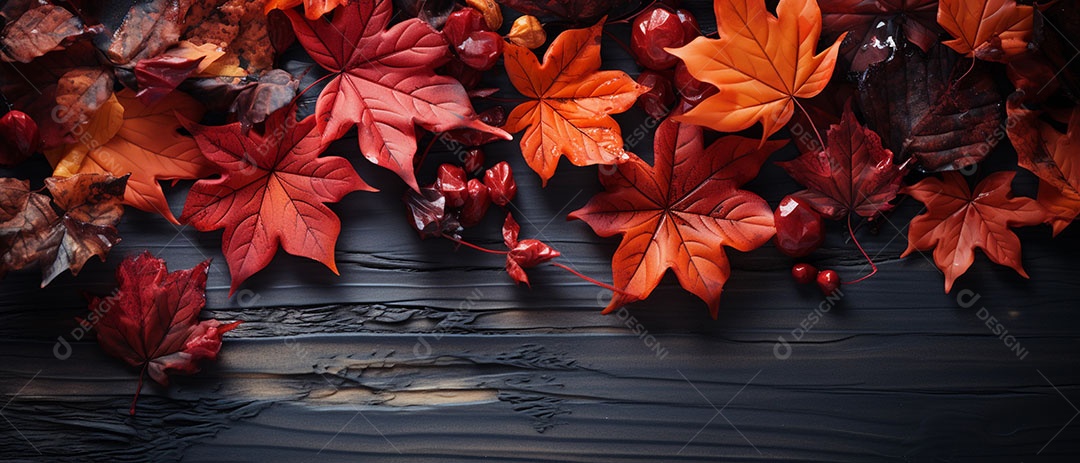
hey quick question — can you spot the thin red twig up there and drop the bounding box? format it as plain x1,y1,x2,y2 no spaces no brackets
842,214,878,285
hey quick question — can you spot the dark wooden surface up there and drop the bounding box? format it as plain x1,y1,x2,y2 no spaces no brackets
3,2,1080,462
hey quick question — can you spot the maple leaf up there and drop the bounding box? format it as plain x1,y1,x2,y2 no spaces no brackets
44,90,211,224
285,0,508,190
778,103,902,219
91,251,240,415
937,0,1033,62
1007,98,1080,235
0,173,128,286
266,0,349,19
902,171,1047,293
502,213,560,286
570,117,784,317
666,0,845,142
179,105,373,293
820,0,940,71
857,44,1003,171
503,20,648,184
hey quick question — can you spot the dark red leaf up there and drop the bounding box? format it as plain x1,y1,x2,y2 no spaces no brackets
92,251,240,415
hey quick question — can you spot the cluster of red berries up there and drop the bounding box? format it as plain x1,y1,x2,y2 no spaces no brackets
405,152,517,239
629,5,717,118
774,195,843,295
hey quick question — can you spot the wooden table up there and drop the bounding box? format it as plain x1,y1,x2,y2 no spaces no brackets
3,3,1080,461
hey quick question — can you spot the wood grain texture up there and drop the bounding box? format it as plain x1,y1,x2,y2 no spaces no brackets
3,2,1080,462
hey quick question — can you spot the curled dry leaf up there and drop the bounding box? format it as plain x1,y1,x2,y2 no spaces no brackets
503,20,647,184
508,15,545,49
91,251,240,415
286,0,509,190
100,0,191,65
570,117,784,317
903,172,1047,293
0,173,128,286
777,103,902,220
180,105,373,293
45,90,211,224
667,0,844,142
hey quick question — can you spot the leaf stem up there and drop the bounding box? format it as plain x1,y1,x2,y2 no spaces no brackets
602,28,634,57
793,99,827,153
294,72,335,104
414,133,440,170
441,233,508,255
842,214,878,285
549,262,635,297
129,365,147,416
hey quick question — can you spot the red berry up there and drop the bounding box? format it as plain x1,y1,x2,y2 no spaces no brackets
459,179,491,227
631,7,690,70
484,161,516,207
442,106,506,146
463,148,485,176
0,110,40,167
443,8,488,46
636,70,675,119
791,263,818,284
774,195,825,258
456,30,503,71
436,164,468,208
816,269,841,295
675,9,700,38
673,61,717,104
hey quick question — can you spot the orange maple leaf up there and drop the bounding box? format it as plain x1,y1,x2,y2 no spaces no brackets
937,0,1033,62
1008,100,1080,235
570,117,783,317
902,172,1047,293
503,20,648,185
44,90,211,224
265,0,348,19
666,0,844,141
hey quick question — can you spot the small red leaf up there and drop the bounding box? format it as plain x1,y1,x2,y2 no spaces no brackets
92,251,240,415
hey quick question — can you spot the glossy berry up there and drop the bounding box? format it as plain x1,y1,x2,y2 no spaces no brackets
791,263,819,285
436,164,468,208
0,110,40,167
774,195,825,258
443,106,506,146
443,8,488,46
631,7,691,70
816,269,841,295
460,179,491,227
636,70,675,120
675,9,700,38
484,161,517,206
674,61,718,104
463,148,485,175
456,30,503,71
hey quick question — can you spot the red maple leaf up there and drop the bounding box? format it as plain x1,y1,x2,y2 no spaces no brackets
180,105,372,293
903,171,1048,293
777,103,903,220
285,0,509,190
570,117,784,317
92,251,240,415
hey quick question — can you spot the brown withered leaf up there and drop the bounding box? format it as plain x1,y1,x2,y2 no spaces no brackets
0,5,87,63
857,43,1003,171
0,173,128,286
53,66,115,140
101,0,191,65
179,69,299,132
